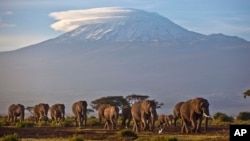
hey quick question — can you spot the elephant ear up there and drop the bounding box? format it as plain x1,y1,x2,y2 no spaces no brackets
61,104,65,109
192,98,203,114
141,100,151,114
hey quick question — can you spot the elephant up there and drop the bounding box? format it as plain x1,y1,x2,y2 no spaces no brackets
131,100,157,132
173,101,184,127
98,104,110,124
32,103,50,123
72,100,88,127
121,105,132,128
103,105,119,129
8,104,25,123
158,114,174,128
50,103,65,123
180,97,212,133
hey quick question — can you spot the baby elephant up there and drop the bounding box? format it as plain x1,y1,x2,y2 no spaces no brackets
158,114,174,128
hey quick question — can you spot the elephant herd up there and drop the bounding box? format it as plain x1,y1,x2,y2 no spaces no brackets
7,101,87,127
7,97,212,133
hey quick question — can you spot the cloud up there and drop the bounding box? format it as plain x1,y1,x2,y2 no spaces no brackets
49,7,133,32
5,11,13,15
0,18,15,28
0,11,15,28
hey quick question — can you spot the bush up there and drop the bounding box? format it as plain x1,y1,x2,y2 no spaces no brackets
213,112,234,122
2,133,21,141
69,134,84,141
37,121,48,127
236,112,250,121
117,129,138,138
87,116,99,126
0,116,10,126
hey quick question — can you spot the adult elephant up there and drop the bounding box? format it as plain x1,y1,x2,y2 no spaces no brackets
121,105,132,128
103,105,119,129
131,100,157,132
72,100,88,127
50,104,65,123
98,104,110,124
173,101,184,127
32,103,50,123
8,104,25,123
180,97,212,133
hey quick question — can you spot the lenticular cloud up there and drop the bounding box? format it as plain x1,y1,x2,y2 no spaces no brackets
49,7,133,32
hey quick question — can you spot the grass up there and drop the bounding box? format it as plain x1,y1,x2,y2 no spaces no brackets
1,134,228,141
136,134,228,141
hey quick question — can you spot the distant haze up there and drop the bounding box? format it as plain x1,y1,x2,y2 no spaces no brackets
0,8,250,117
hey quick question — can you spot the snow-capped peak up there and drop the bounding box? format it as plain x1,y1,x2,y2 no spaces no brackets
53,7,204,42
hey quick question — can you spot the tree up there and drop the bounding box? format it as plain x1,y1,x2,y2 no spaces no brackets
243,89,250,98
236,112,250,120
126,94,149,105
213,112,234,122
126,94,163,109
91,96,129,110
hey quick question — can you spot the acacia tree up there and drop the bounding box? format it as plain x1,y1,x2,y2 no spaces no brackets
91,96,129,110
126,93,163,109
126,94,149,105
243,89,250,99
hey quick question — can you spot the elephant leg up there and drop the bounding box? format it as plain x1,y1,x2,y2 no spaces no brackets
104,121,107,129
166,120,170,127
190,119,196,133
204,117,208,132
181,119,189,133
85,114,87,126
74,116,78,126
127,118,131,128
196,118,202,133
80,116,84,127
112,119,116,129
133,120,139,132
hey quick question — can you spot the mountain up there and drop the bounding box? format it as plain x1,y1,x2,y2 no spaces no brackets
0,7,250,116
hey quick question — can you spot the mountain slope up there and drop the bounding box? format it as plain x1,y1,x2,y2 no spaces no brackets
0,7,250,116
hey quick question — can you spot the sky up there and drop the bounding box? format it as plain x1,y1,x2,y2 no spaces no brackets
0,0,250,51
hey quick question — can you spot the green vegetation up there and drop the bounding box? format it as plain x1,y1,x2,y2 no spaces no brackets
1,133,21,141
68,134,84,141
136,135,228,141
236,112,250,120
136,136,177,141
86,116,99,126
117,129,138,138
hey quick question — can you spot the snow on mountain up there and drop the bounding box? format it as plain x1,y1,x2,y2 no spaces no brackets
54,7,205,43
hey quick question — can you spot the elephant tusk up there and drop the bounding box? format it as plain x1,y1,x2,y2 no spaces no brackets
203,113,214,119
203,113,211,118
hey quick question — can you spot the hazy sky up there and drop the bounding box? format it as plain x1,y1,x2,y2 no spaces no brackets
0,0,250,51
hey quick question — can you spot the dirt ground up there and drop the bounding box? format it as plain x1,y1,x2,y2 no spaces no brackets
0,125,229,140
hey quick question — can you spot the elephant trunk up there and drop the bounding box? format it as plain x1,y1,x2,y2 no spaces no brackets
150,111,156,131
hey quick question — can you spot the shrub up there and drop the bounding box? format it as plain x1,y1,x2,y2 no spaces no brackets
0,117,10,126
37,121,48,127
69,134,84,141
87,116,99,126
236,112,250,121
117,129,138,138
213,112,234,122
2,133,21,141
